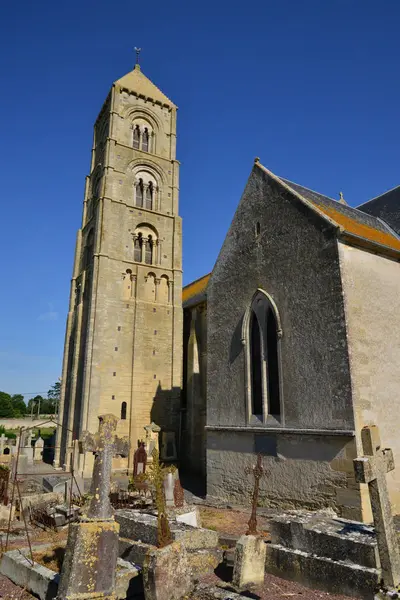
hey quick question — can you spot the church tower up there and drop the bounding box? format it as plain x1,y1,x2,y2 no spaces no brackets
56,61,182,474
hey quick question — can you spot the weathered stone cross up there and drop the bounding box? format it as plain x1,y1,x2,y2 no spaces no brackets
81,414,129,519
245,454,265,535
353,424,400,588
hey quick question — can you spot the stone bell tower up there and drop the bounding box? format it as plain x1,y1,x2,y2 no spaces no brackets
56,60,182,474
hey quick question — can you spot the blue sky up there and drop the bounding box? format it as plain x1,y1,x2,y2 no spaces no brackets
0,0,399,399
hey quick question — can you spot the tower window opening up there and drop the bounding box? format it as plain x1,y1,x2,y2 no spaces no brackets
145,182,153,210
136,179,144,207
142,128,149,152
134,233,142,262
133,125,140,149
145,235,153,264
121,401,127,420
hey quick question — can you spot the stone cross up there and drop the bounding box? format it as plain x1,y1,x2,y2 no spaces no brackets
353,425,400,588
245,454,265,535
81,414,129,519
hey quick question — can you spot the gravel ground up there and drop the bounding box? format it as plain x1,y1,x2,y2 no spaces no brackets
0,573,35,600
194,570,357,600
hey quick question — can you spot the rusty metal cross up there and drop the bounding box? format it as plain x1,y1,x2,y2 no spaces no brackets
245,453,265,535
353,425,400,588
80,414,129,520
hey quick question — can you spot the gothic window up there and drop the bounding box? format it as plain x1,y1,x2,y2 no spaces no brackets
142,128,149,152
121,402,127,420
145,236,153,265
136,179,144,207
145,182,153,210
250,311,263,416
133,125,140,149
134,234,142,262
245,290,282,422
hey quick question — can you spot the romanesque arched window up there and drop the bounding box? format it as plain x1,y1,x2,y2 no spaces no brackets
133,224,158,265
121,402,127,420
244,290,282,423
133,125,140,149
134,171,157,211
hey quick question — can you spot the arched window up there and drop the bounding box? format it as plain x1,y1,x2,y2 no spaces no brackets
133,224,158,266
121,402,127,420
145,182,153,210
250,310,263,417
142,128,149,152
136,179,144,207
84,229,94,268
145,236,153,265
244,290,282,423
134,233,142,262
133,125,140,149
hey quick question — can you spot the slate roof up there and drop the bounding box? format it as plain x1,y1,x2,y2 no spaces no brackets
279,175,400,253
114,65,176,108
182,166,400,308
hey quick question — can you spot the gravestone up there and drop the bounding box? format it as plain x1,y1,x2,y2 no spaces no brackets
233,534,266,589
144,422,160,463
33,437,44,462
353,424,400,589
0,434,7,454
164,472,175,507
57,414,129,600
160,431,177,461
20,430,33,464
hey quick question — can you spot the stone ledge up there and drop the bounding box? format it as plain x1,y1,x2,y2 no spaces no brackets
0,547,59,600
265,543,380,599
206,425,355,436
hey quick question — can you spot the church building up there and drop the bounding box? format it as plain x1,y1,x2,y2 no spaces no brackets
57,61,400,523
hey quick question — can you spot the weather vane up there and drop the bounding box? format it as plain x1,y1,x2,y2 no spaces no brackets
134,47,142,66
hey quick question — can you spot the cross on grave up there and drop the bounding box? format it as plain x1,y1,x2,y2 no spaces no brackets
245,453,267,535
353,424,400,588
80,414,129,519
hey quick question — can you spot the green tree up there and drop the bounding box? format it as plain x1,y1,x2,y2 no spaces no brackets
47,381,61,414
11,394,26,417
28,395,45,416
0,392,15,418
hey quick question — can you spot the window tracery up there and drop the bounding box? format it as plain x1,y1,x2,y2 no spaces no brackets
134,172,157,211
244,290,282,423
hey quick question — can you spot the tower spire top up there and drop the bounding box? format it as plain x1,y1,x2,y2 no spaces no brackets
134,47,142,69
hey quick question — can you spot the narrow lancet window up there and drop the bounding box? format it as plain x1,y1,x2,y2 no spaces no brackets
250,311,263,417
121,402,127,420
133,125,140,149
145,182,153,210
136,179,144,207
145,236,153,265
266,308,280,416
142,128,149,152
134,234,142,262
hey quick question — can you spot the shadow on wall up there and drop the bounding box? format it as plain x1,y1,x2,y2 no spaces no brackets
150,382,206,496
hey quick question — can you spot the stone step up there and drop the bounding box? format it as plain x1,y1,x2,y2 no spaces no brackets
265,543,380,600
269,512,379,568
